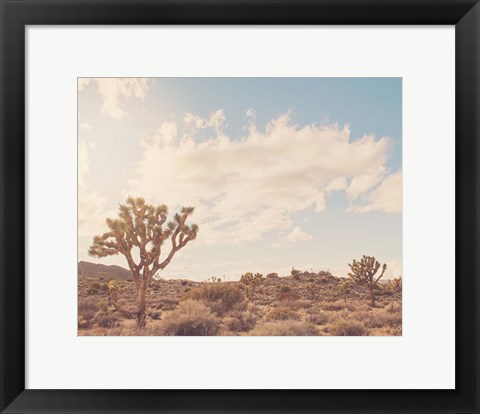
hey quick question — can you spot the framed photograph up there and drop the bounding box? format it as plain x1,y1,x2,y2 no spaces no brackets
77,76,403,337
0,0,478,413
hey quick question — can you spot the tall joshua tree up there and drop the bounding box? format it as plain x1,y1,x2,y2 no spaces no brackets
89,197,198,327
348,255,386,307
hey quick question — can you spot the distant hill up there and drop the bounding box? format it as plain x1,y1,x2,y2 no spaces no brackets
78,261,132,281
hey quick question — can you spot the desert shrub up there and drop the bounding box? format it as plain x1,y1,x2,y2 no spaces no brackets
291,268,301,277
159,300,220,336
95,313,120,328
376,288,393,297
322,300,347,311
225,311,258,332
149,310,162,320
181,280,189,286
96,299,109,315
77,316,90,329
370,326,403,336
156,297,179,311
265,307,300,321
277,290,299,302
78,298,98,321
117,298,129,307
389,276,402,293
307,310,330,325
385,302,402,314
276,299,311,310
294,299,312,309
292,274,301,281
245,302,263,319
318,270,333,278
87,287,99,295
250,320,318,336
362,307,402,328
91,281,101,289
118,308,135,319
306,283,318,300
328,319,366,336
266,272,279,279
278,285,291,294
187,283,246,315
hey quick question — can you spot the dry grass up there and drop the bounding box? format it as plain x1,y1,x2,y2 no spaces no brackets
78,272,401,336
186,283,247,315
250,320,318,336
78,298,98,322
224,310,258,333
327,319,367,336
157,299,220,336
307,309,330,325
265,306,301,321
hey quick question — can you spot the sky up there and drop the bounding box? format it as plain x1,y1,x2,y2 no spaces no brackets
78,77,402,281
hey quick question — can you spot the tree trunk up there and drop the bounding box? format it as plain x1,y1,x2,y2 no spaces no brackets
369,285,376,307
136,284,147,328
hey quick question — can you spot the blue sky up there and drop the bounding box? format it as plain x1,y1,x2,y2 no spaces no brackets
78,78,402,280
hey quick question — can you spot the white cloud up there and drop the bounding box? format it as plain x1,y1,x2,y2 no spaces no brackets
78,141,107,237
350,171,402,214
184,109,225,134
78,78,149,119
272,226,314,247
346,165,386,199
143,121,177,148
246,108,256,119
126,111,393,246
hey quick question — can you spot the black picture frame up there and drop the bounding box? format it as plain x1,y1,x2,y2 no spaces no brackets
1,1,479,413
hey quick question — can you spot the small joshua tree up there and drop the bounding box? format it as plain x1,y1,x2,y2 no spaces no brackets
240,272,264,301
348,255,386,307
337,279,351,303
291,267,301,279
389,276,402,293
89,197,198,327
107,279,126,312
204,276,222,283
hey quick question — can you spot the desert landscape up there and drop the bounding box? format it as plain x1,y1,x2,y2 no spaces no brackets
78,261,402,336
78,78,402,336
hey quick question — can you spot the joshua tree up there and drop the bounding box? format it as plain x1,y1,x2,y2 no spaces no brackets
240,272,264,301
348,255,386,307
337,279,351,303
107,279,126,312
89,197,198,327
389,276,402,293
